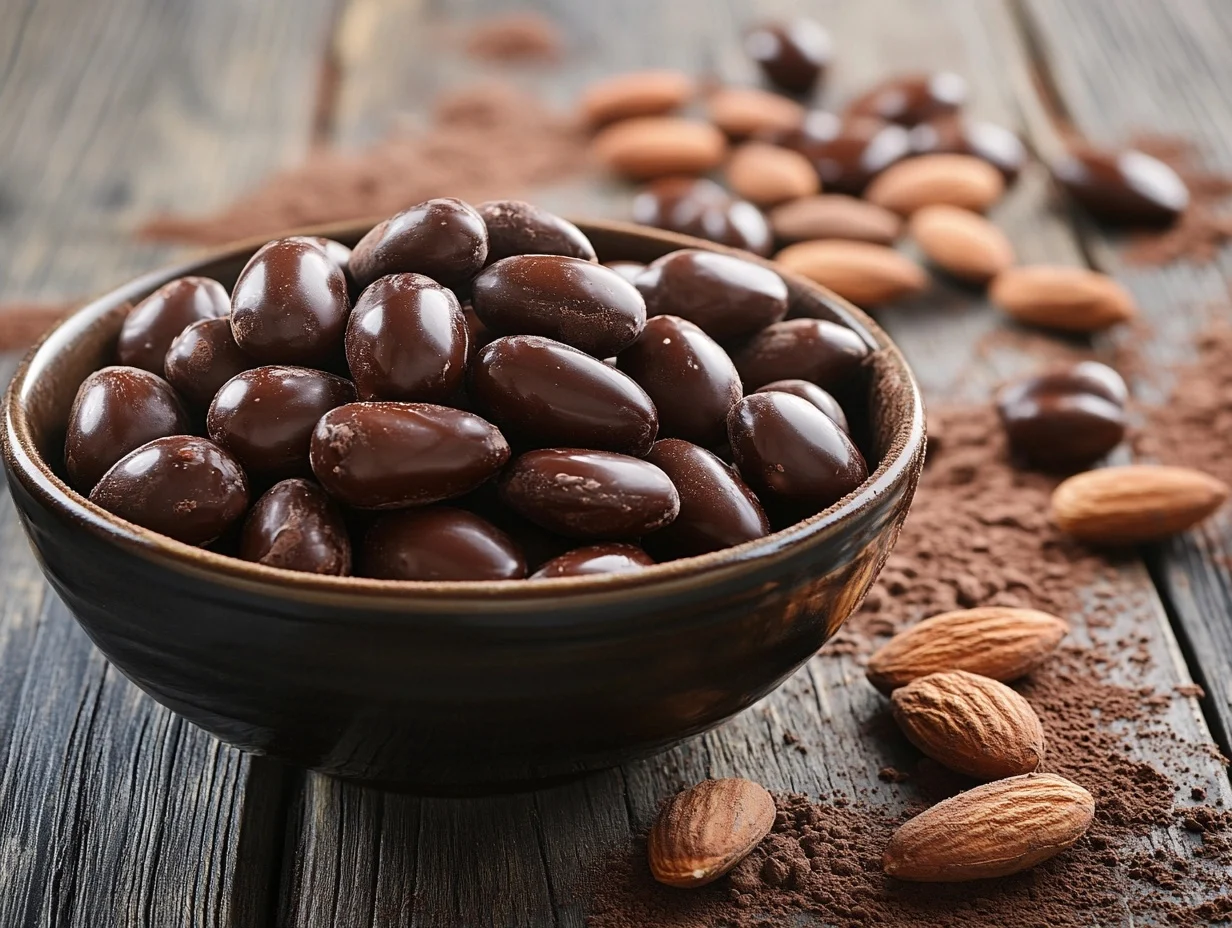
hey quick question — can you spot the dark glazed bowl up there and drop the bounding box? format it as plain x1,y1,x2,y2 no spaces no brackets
3,220,924,791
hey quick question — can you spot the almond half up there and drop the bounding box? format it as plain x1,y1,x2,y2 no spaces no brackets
1051,464,1229,544
774,240,927,306
990,265,1136,332
909,205,1015,283
883,773,1095,882
648,778,776,888
865,154,1005,216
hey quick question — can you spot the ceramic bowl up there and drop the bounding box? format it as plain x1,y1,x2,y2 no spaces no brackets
3,220,924,791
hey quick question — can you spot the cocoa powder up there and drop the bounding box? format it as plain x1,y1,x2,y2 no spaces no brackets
463,12,564,64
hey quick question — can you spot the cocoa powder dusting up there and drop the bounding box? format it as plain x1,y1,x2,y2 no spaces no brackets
463,12,564,64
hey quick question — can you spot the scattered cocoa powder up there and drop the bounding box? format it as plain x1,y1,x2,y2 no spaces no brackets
463,12,564,64
0,300,76,351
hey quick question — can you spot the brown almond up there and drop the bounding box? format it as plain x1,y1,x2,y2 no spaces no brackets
866,154,1005,215
1051,465,1229,544
774,240,927,306
648,778,776,888
891,671,1045,779
883,773,1094,882
726,142,819,207
769,195,903,245
591,117,728,179
866,606,1069,694
990,265,1136,332
579,70,696,126
909,205,1015,283
706,86,805,138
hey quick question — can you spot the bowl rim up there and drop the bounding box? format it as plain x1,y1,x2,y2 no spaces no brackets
3,217,925,607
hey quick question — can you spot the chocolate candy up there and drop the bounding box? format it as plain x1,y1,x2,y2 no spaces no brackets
642,439,769,558
631,178,773,256
164,317,254,408
744,19,832,95
288,235,353,271
116,277,230,376
844,72,967,126
311,402,509,509
470,335,658,455
207,366,356,477
755,379,849,434
240,478,351,575
604,261,647,283
995,361,1128,470
345,273,469,402
89,436,249,545
65,366,190,493
764,112,911,196
1050,145,1189,226
478,200,597,263
530,543,654,579
500,449,680,538
471,255,647,357
635,249,789,342
728,392,868,510
616,315,741,446
732,318,869,391
230,238,350,366
349,197,489,290
462,304,495,359
361,508,525,581
909,118,1027,183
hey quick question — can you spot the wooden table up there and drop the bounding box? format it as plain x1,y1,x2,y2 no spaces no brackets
2,0,1232,924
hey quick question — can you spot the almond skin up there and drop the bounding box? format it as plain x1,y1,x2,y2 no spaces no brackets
726,142,819,207
866,607,1069,694
591,117,728,179
865,154,1005,215
769,195,903,245
774,240,927,306
883,773,1095,882
707,86,804,138
990,265,1136,332
648,778,776,888
891,670,1045,779
580,70,696,126
909,205,1015,283
1051,464,1229,544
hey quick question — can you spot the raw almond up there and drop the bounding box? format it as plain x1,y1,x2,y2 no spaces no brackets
774,240,927,306
579,70,696,126
883,773,1094,882
648,778,776,888
591,117,728,180
865,154,1005,215
726,142,819,206
707,86,805,138
769,195,903,245
866,606,1069,694
891,670,1045,779
909,205,1015,283
1051,464,1229,544
990,265,1135,332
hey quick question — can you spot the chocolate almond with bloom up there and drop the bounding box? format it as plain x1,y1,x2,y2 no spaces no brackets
164,317,255,409
116,276,230,376
349,197,489,290
240,479,351,576
733,318,869,391
478,200,597,263
530,544,655,579
361,508,525,581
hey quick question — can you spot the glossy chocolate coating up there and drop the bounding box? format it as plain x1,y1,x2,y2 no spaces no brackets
604,261,647,283
744,19,832,95
288,235,353,271
461,304,495,359
728,392,868,509
643,439,769,559
755,379,849,433
478,200,597,263
500,449,680,539
470,335,658,455
1051,145,1189,226
616,315,741,446
230,238,350,366
361,508,525,581
116,276,230,376
631,178,773,256
88,436,249,545
65,366,191,493
844,72,968,126
349,198,489,290
207,366,357,477
732,318,870,391
240,478,351,575
909,117,1027,183
635,249,789,342
767,111,912,196
311,402,509,509
345,273,469,402
530,543,654,579
164,317,255,409
995,361,1128,469
471,255,647,357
